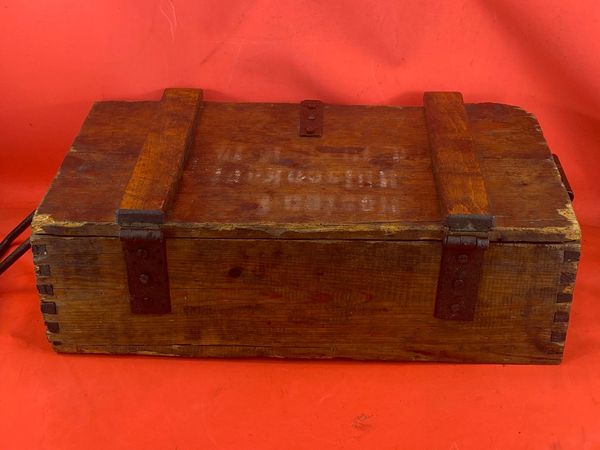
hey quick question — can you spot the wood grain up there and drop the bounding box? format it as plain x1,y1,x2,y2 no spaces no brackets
33,93,579,242
33,234,569,363
424,91,493,231
118,88,202,224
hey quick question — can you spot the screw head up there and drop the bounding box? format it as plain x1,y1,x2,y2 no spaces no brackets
136,248,148,259
305,127,316,134
457,254,469,264
307,114,316,120
453,279,465,288
138,273,151,284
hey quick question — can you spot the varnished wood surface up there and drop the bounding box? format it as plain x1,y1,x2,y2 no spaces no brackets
33,93,579,242
118,88,202,223
424,92,493,231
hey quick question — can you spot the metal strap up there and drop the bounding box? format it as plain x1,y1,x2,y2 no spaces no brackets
424,92,494,321
117,88,202,314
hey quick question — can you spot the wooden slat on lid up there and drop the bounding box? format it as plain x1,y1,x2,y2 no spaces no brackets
424,92,495,232
117,88,203,225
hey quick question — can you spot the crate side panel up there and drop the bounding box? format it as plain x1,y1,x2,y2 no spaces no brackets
33,235,570,363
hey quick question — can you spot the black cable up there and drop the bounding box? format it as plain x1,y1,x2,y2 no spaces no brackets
0,210,35,276
0,210,35,259
0,238,31,276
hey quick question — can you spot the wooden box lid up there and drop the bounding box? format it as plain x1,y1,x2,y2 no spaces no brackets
33,88,579,243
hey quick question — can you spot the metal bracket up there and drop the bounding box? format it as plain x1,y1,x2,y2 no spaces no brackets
115,89,202,315
120,228,171,314
434,235,489,321
299,100,323,137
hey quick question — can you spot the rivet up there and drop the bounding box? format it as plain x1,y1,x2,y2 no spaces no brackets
450,303,462,313
45,322,60,333
305,127,316,134
136,248,148,258
139,273,151,284
306,103,317,109
457,254,469,264
308,114,316,120
453,279,465,288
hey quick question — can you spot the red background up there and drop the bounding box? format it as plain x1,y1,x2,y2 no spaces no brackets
1,1,599,448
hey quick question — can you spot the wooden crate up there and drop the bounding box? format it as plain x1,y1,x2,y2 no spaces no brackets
31,88,580,363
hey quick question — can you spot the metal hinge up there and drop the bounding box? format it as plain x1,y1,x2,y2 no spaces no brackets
120,228,171,314
434,235,489,321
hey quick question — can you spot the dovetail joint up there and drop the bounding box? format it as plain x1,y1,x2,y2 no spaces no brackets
41,302,57,314
31,244,48,257
550,331,566,343
550,246,579,347
553,311,569,323
45,322,59,333
36,264,51,276
563,250,580,262
36,284,54,296
556,293,573,304
560,272,577,284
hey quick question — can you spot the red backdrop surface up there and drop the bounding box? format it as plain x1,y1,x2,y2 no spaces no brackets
1,1,599,449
